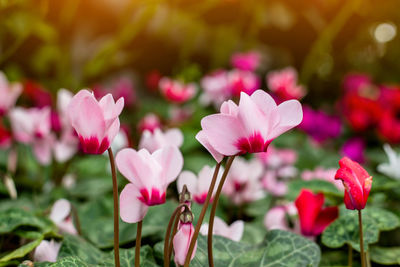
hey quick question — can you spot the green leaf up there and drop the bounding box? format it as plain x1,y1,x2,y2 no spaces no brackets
0,236,43,262
286,179,342,201
179,230,320,266
369,246,400,265
322,207,400,251
0,208,55,235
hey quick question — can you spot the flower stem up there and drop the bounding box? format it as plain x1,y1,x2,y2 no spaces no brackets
207,156,235,267
135,220,143,267
358,210,365,267
164,204,187,267
71,204,82,235
168,212,181,259
348,244,352,267
107,148,120,267
183,161,222,267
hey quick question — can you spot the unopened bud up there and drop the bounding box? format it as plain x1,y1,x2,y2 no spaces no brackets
179,184,192,203
179,206,194,223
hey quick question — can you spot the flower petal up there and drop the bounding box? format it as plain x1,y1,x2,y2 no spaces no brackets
177,171,197,195
269,100,303,140
120,183,149,223
152,146,183,185
195,131,224,163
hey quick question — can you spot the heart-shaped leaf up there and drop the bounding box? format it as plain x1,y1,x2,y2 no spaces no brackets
369,246,400,265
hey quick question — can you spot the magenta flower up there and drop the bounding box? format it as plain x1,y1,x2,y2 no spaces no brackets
173,222,197,266
200,217,244,242
159,77,197,103
231,51,261,72
199,90,302,156
137,113,161,134
116,146,183,223
139,128,183,153
266,67,305,101
342,73,373,94
341,137,366,163
227,69,260,97
177,165,223,204
0,72,22,116
9,107,54,165
67,90,124,154
299,105,342,144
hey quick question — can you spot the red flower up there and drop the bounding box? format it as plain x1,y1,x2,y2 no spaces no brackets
0,121,12,148
23,81,52,108
335,157,372,210
295,189,338,236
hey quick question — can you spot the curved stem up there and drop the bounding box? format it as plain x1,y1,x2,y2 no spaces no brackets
207,156,235,267
135,220,143,267
183,161,222,267
168,212,181,260
164,203,187,267
107,148,120,267
358,210,365,267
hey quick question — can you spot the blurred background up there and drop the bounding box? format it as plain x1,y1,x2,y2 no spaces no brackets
1,0,399,103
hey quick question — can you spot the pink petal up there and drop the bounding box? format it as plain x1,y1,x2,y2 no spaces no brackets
173,223,197,266
195,131,224,163
164,128,184,147
269,99,303,140
177,171,197,195
34,240,61,262
50,199,71,223
33,136,53,165
238,92,268,138
229,220,244,242
153,146,183,184
120,183,149,223
264,206,290,231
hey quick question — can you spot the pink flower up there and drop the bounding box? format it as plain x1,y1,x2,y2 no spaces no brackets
301,167,344,191
231,51,261,72
177,165,223,204
199,90,302,156
267,67,305,101
34,240,61,262
256,145,297,168
261,171,288,196
200,217,244,242
9,107,54,165
159,77,197,103
342,73,373,94
93,76,136,108
335,157,372,210
173,222,197,266
137,113,161,134
49,199,77,235
227,69,260,97
0,72,22,116
295,189,339,237
222,157,265,205
264,203,297,232
139,128,183,153
67,90,124,154
116,146,183,223
341,137,366,163
195,130,224,163
200,70,230,107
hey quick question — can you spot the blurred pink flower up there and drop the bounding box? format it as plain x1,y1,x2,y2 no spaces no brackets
200,70,230,107
93,76,136,108
199,90,302,156
116,146,183,223
231,51,261,72
200,216,244,241
49,199,77,235
266,67,305,101
173,222,197,266
177,165,223,204
223,157,264,205
34,240,61,262
0,72,22,116
9,107,54,165
139,128,183,153
264,203,298,232
341,137,366,163
262,171,288,196
301,167,344,191
67,90,124,154
227,69,260,97
257,145,297,168
159,77,197,103
137,113,161,134
342,73,373,94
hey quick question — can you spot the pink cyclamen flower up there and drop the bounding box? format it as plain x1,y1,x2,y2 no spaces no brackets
200,216,244,242
177,165,223,204
267,67,305,101
139,128,183,153
231,51,261,72
93,76,136,108
301,167,344,191
137,113,161,134
341,137,366,163
67,89,124,154
116,146,183,223
0,72,22,116
222,157,265,205
200,70,230,107
173,222,197,266
257,145,297,169
199,90,302,156
159,77,197,103
261,171,288,197
264,203,297,232
9,107,54,165
295,189,339,237
34,240,61,262
227,69,260,97
49,199,77,235
335,157,372,210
